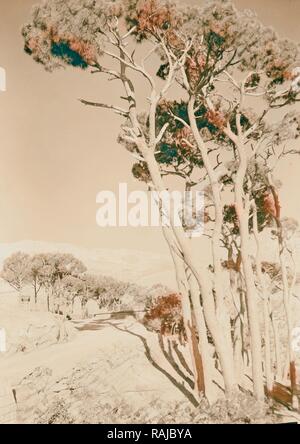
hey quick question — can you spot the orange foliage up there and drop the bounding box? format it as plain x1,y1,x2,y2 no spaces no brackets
136,0,180,35
210,22,226,37
206,109,227,130
185,53,207,87
27,36,42,52
222,253,241,272
143,292,186,343
263,191,280,219
174,126,194,149
283,70,294,81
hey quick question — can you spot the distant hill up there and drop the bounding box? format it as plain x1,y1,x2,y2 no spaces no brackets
0,240,176,288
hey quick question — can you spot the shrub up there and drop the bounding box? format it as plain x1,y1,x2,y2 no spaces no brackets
143,292,186,344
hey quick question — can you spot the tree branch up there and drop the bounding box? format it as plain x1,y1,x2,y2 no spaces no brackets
79,99,129,117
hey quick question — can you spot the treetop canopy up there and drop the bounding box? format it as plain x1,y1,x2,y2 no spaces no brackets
22,0,299,86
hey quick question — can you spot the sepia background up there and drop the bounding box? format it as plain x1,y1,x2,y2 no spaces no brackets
0,0,299,425
0,0,300,254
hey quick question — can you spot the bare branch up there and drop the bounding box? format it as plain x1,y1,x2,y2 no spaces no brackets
155,122,169,144
122,26,137,40
128,151,145,162
79,99,129,117
223,70,240,91
141,45,157,70
103,49,155,89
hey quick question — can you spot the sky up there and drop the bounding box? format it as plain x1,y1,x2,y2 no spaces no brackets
0,0,300,253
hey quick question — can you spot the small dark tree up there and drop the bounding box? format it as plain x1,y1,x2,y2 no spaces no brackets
144,292,186,343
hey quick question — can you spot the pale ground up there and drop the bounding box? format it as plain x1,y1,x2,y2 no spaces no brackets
0,241,192,423
0,292,192,423
0,316,189,398
1,310,298,424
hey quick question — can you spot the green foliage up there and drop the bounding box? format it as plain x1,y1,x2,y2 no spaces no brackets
156,62,170,80
223,205,239,235
156,100,213,133
51,41,89,68
152,100,214,170
254,194,273,232
155,143,178,164
205,30,225,49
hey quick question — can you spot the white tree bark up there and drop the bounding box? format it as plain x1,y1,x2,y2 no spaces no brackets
267,176,298,408
143,148,238,395
270,313,282,382
278,239,298,408
161,225,203,401
230,272,244,385
187,97,233,356
119,54,237,397
225,123,264,400
187,272,217,403
252,203,273,393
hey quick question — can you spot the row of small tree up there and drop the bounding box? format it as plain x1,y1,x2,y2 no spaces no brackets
0,251,147,316
1,252,86,312
21,0,300,408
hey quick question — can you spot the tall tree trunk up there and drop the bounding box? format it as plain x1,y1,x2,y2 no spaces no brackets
190,314,205,395
187,273,217,402
34,281,38,305
268,178,298,409
262,297,273,394
270,313,282,382
124,72,236,396
231,275,244,385
232,135,264,400
235,202,264,400
278,240,298,408
162,224,204,401
188,97,233,358
252,204,273,394
144,149,237,395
